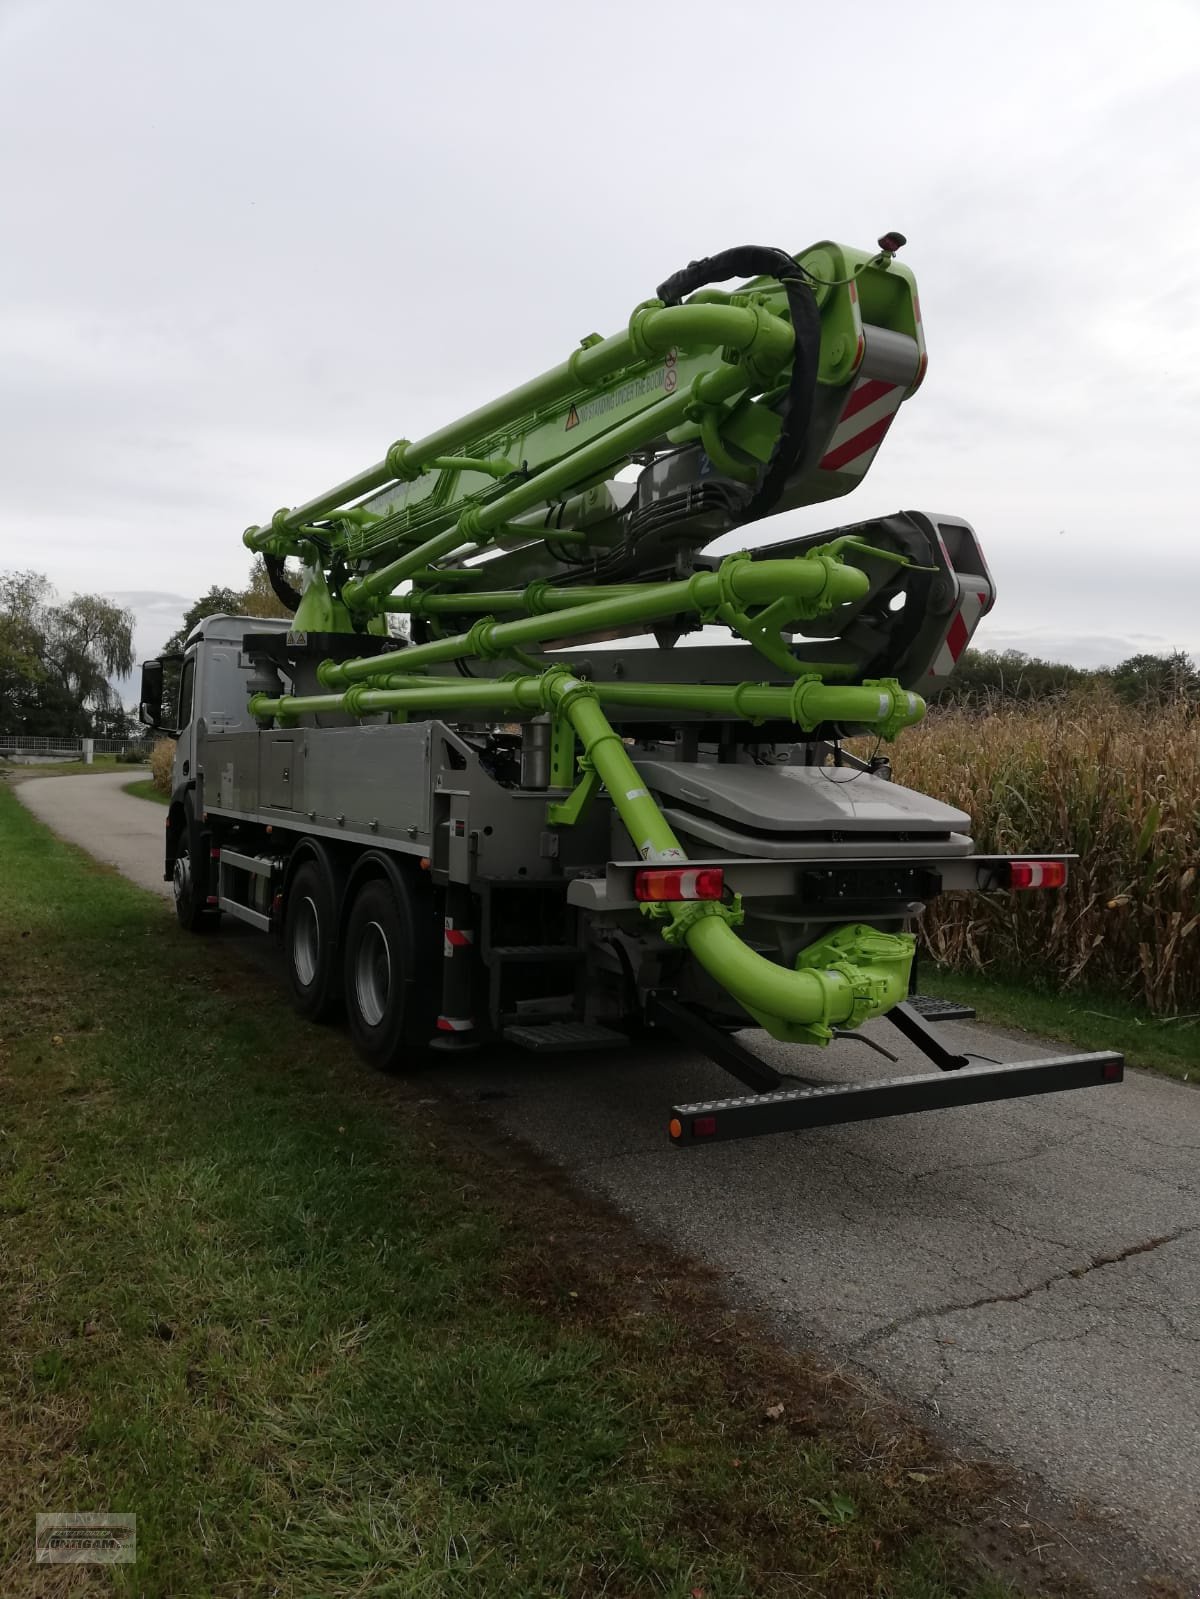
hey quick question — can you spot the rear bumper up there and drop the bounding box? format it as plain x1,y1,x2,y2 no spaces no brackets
569,853,1076,911
668,1050,1124,1146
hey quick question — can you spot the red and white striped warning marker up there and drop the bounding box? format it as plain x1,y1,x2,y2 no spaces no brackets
927,588,991,683
819,376,905,477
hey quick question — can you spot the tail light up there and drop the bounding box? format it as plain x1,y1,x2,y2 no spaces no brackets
1008,859,1068,891
635,867,724,902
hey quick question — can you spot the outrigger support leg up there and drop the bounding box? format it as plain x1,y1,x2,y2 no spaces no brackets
884,1000,972,1072
647,992,819,1095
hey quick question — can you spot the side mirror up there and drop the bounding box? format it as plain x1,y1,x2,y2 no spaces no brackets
139,656,181,734
138,659,163,728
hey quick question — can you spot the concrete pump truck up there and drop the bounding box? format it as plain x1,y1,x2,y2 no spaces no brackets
139,236,1123,1144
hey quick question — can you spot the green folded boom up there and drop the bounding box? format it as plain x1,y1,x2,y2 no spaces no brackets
241,235,954,1045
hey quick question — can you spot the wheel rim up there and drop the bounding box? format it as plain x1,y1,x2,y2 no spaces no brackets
355,920,391,1028
292,896,320,987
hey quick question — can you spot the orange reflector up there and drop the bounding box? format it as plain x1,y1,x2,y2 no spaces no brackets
635,867,724,902
668,1117,683,1141
1008,859,1067,891
419,858,431,871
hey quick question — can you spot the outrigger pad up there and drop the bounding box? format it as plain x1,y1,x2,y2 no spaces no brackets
668,1052,1124,1146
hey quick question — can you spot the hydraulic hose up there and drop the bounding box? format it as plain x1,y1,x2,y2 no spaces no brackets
263,553,301,613
656,244,821,521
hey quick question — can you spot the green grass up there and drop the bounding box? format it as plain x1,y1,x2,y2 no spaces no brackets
123,776,168,805
923,966,1200,1083
0,785,1041,1599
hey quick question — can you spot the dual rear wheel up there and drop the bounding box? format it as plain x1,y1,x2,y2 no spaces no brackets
283,860,434,1071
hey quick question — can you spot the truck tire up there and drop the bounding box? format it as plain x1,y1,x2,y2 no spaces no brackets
284,860,343,1023
342,872,435,1071
172,800,218,934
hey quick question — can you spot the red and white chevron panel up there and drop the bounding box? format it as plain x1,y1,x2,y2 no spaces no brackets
927,587,991,684
819,376,905,477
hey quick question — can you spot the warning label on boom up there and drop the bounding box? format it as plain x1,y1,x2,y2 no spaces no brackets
564,361,673,430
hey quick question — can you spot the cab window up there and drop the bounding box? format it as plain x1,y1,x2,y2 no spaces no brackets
178,656,196,730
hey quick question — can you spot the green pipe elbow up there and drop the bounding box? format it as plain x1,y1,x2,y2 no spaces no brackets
682,913,858,1034
628,302,794,378
683,914,915,1044
717,555,870,611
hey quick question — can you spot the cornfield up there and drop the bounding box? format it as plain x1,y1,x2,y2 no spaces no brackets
890,688,1200,1015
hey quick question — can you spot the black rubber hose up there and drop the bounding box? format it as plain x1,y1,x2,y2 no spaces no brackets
263,553,302,613
655,245,821,523
656,245,803,307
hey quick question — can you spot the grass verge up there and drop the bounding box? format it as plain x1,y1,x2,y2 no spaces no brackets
1,786,1092,1598
122,777,168,805
922,966,1199,1084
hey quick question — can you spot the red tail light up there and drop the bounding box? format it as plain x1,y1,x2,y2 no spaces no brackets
635,867,725,902
1008,859,1067,891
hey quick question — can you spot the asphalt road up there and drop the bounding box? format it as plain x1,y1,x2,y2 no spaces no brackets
14,769,172,898
16,771,1200,1586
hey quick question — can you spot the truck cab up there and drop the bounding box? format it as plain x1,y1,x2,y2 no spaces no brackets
140,614,292,927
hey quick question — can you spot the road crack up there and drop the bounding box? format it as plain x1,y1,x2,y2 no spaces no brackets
852,1226,1197,1351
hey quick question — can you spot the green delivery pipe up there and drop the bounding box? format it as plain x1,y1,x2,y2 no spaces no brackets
322,554,868,688
248,299,790,561
244,666,916,1035
243,327,639,551
548,673,862,1032
383,586,645,616
249,674,922,735
339,302,793,604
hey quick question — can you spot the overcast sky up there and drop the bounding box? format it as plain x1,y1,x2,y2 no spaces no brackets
2,0,1198,681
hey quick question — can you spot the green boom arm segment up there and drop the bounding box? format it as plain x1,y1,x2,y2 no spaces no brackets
242,234,941,1041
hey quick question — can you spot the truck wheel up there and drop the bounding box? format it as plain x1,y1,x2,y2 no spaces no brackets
284,860,342,1023
342,873,434,1071
172,802,218,934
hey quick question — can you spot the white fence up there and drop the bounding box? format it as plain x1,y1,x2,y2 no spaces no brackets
0,734,152,763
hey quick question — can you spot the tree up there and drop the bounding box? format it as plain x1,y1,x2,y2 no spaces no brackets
935,647,1089,706
47,594,135,708
161,585,247,655
0,572,134,738
160,561,295,653
1110,650,1200,707
0,572,53,731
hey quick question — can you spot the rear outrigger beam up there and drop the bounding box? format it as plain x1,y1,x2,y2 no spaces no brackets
667,1051,1124,1146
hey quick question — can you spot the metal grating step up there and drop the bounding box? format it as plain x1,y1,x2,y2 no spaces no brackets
907,993,976,1023
503,1022,629,1053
